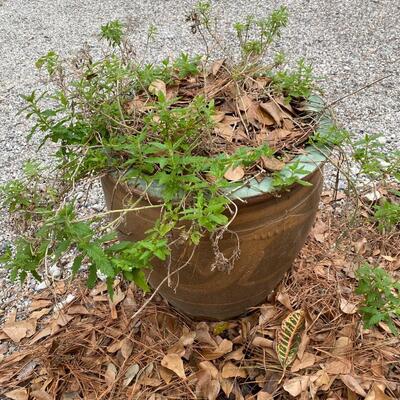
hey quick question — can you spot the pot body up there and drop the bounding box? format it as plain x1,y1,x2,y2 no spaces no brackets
101,169,323,320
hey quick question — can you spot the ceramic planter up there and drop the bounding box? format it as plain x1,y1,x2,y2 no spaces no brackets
101,140,328,320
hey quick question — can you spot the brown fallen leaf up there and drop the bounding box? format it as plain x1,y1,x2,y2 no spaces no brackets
250,104,275,126
120,337,134,360
261,156,285,171
325,358,352,375
2,319,37,343
202,339,233,360
30,308,51,320
5,388,28,400
159,365,174,384
67,305,90,315
31,391,52,400
224,166,245,182
225,347,245,361
283,376,310,397
365,383,394,400
291,352,316,372
260,101,283,126
199,361,219,379
340,374,367,397
221,361,247,379
148,79,167,97
29,299,52,312
340,298,357,315
267,128,293,147
123,363,140,387
196,370,220,400
237,95,254,112
139,376,162,387
332,337,352,356
161,353,186,379
215,123,234,141
211,59,225,76
252,336,274,348
195,322,217,346
276,292,293,310
105,362,118,386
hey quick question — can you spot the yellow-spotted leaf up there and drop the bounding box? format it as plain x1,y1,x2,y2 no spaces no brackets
276,309,305,368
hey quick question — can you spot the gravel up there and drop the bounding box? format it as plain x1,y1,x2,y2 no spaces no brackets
0,0,399,319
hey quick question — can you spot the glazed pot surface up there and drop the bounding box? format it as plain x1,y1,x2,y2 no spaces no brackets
101,169,323,320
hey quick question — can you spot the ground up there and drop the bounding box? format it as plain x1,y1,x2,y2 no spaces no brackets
0,0,399,398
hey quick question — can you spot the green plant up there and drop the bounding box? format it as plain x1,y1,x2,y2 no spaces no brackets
356,264,400,335
374,199,400,231
0,4,347,295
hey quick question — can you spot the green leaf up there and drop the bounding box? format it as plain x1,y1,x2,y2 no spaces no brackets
87,264,97,288
86,243,114,277
71,255,84,277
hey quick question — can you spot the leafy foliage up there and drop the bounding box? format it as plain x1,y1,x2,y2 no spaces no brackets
276,309,305,368
356,264,400,335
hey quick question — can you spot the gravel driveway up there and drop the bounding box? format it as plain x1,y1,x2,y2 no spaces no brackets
0,0,399,317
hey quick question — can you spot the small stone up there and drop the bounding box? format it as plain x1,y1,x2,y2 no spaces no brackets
363,190,382,203
49,265,61,279
35,281,48,291
91,203,104,212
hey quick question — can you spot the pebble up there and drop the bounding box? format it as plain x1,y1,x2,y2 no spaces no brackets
49,265,62,279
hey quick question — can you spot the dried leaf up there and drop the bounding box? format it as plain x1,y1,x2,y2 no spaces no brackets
340,298,357,314
30,300,52,311
225,347,245,361
291,352,316,372
30,308,51,320
148,79,167,96
215,123,234,141
276,292,293,310
261,156,285,171
202,339,233,360
105,362,117,386
139,376,161,387
248,104,275,126
325,358,352,375
211,59,225,76
252,336,274,348
196,322,217,346
5,388,28,400
196,370,220,400
257,392,273,400
276,309,305,368
260,102,283,126
267,128,292,147
123,363,140,387
221,361,247,379
67,305,89,315
365,384,394,400
237,95,254,112
161,353,186,379
31,391,52,400
332,337,352,356
2,319,37,343
159,365,174,384
199,361,219,379
224,166,244,182
283,376,310,397
121,337,134,360
340,375,367,397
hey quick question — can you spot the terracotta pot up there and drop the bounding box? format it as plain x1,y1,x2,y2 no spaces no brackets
101,163,324,320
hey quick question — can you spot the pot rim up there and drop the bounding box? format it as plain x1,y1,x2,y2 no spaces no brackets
108,95,333,202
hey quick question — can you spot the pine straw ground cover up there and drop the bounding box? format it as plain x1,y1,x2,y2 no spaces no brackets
0,191,399,400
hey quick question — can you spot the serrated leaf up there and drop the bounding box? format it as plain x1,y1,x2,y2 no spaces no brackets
276,309,305,368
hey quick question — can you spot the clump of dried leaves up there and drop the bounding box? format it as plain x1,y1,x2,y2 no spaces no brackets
0,192,399,400
126,60,319,181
